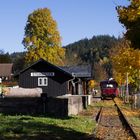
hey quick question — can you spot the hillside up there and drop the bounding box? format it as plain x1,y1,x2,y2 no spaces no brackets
64,35,120,80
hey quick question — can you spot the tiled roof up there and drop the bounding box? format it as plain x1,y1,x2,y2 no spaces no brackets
0,63,13,77
61,65,92,78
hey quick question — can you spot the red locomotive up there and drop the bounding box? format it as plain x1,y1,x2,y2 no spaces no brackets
100,79,119,99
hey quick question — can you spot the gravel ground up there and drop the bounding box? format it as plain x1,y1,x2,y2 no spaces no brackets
115,98,140,138
95,100,135,140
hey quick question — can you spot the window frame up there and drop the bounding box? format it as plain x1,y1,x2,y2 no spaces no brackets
38,77,48,86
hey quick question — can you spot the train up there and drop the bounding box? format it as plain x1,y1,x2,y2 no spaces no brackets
100,78,119,99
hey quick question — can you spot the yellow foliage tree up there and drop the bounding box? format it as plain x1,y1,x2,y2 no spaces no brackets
88,80,95,89
23,8,65,66
110,40,140,91
117,0,140,49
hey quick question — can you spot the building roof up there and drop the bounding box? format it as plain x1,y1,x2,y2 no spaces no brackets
16,58,73,78
0,63,13,77
15,58,92,79
61,65,92,78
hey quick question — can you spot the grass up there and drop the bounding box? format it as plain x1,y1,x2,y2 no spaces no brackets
0,111,96,140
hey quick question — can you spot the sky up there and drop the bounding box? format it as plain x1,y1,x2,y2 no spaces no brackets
0,0,130,53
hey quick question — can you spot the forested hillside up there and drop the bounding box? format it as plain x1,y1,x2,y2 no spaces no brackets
64,35,120,81
65,35,118,64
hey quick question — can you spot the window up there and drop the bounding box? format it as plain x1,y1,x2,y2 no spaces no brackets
106,84,113,88
38,77,48,86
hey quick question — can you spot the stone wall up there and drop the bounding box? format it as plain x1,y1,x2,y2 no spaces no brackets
0,95,89,117
0,97,42,115
45,95,88,117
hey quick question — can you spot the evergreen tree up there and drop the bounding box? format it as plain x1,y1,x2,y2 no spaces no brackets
0,50,12,63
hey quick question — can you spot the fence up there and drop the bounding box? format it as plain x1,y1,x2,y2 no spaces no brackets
119,85,140,109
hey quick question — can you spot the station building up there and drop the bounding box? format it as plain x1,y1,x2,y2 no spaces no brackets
17,58,92,97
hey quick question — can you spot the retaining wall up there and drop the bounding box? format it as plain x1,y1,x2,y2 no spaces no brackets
0,95,89,117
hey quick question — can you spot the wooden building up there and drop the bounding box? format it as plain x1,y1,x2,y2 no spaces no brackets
17,59,73,97
16,59,92,97
0,63,13,81
61,65,92,95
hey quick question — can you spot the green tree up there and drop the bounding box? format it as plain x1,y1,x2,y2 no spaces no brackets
117,0,140,49
0,50,12,63
23,8,65,65
11,52,26,73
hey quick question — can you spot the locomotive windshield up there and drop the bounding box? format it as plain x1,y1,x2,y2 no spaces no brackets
100,80,118,89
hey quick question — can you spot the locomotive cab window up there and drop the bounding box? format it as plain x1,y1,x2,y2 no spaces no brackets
38,77,48,86
106,84,113,88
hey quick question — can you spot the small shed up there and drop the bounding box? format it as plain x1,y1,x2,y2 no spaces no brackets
0,63,13,81
61,65,92,95
17,59,73,97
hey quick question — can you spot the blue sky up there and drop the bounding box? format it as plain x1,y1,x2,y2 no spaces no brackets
0,0,129,53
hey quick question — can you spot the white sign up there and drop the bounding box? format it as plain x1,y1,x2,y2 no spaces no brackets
31,72,55,77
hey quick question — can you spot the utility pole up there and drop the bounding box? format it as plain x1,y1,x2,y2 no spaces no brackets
126,72,129,103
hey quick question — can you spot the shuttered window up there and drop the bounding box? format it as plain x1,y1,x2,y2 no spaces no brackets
38,77,48,86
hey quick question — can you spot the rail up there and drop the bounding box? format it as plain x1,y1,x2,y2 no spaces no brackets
93,99,139,140
113,99,140,140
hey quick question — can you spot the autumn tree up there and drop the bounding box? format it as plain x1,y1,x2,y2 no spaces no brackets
117,0,140,49
23,8,65,65
110,39,140,91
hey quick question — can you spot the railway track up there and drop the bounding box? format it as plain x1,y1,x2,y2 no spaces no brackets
93,99,139,140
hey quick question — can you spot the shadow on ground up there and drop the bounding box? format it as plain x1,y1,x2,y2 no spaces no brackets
0,115,100,140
